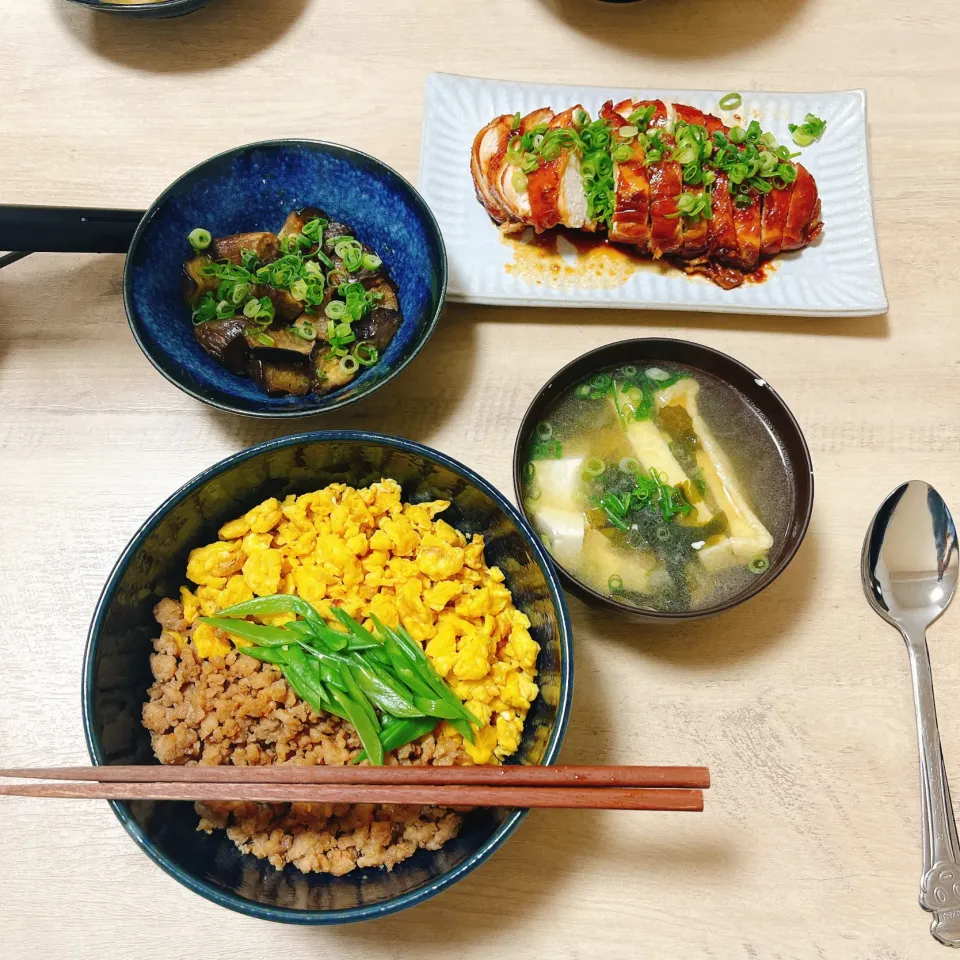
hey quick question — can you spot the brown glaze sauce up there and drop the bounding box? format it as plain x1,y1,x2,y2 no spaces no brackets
502,227,774,291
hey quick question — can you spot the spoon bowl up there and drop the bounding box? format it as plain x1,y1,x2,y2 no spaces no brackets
862,480,959,631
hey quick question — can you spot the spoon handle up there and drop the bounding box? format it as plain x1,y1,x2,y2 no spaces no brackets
906,634,960,944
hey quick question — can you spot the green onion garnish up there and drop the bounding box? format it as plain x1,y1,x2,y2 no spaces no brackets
607,574,624,593
339,354,360,375
583,457,606,478
748,556,770,574
719,92,742,111
574,383,592,400
325,300,348,321
788,113,827,147
188,228,211,252
354,342,379,367
360,252,382,271
256,332,275,346
535,421,553,441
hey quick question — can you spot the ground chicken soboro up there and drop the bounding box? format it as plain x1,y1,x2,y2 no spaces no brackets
142,479,541,875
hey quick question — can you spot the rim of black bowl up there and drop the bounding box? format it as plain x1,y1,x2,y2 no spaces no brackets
122,139,448,419
83,430,573,924
67,0,210,10
512,338,815,622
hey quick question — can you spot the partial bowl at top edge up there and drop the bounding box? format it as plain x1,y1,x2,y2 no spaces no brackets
83,431,572,923
65,0,213,18
124,139,447,418
512,338,814,623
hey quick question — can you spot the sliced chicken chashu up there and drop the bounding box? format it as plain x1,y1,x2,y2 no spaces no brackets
760,179,793,258
653,379,772,572
671,104,711,259
644,101,684,258
600,99,652,248
782,163,821,251
471,114,515,223
527,106,589,233
487,108,554,230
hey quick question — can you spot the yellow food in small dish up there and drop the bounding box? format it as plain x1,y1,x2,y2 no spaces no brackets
142,479,541,874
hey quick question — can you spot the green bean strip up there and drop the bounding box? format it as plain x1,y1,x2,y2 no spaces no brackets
352,716,438,764
350,662,424,719
217,595,324,626
381,621,479,734
281,645,339,718
239,645,290,665
330,684,383,766
200,617,295,647
411,696,463,720
343,664,381,734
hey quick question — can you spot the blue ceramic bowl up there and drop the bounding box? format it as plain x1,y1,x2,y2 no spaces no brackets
83,432,573,923
65,0,213,17
123,140,446,417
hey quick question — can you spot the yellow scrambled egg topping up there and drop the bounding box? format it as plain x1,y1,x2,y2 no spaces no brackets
175,479,540,764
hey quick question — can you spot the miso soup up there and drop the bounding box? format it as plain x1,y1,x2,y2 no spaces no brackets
521,362,792,613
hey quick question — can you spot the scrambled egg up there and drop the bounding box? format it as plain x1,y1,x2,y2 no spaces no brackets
175,479,541,763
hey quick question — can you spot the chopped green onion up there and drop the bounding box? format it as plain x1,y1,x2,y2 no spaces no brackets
645,367,671,381
256,332,274,346
188,228,211,252
289,278,308,301
583,457,606,478
748,556,770,574
789,113,827,147
612,144,632,164
728,126,746,144
215,299,235,320
535,421,553,441
325,300,348,321
294,319,317,341
718,92,742,110
526,484,541,502
511,111,521,130
354,342,379,367
339,355,359,375
607,574,624,593
619,457,641,474
574,383,592,400
618,125,639,139
360,252,382,271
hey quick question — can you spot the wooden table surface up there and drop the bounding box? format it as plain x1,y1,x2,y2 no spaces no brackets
2,0,959,957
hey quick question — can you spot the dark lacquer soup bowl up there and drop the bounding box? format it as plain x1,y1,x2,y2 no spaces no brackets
513,339,814,623
124,140,446,417
83,432,573,923
65,0,214,18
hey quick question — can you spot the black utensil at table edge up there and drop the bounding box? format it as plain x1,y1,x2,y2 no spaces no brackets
0,205,146,265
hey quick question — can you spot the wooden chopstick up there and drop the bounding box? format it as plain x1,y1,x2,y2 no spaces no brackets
0,781,703,811
0,764,710,789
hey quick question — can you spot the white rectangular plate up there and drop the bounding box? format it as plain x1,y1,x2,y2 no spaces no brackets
419,72,887,317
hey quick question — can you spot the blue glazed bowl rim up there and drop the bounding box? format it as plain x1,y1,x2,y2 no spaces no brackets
122,139,448,420
82,430,574,924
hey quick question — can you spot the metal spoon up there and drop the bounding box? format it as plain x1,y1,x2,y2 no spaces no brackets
862,480,960,946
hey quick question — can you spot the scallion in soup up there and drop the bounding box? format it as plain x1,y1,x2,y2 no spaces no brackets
522,363,788,613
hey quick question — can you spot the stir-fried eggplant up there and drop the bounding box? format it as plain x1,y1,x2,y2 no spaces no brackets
210,232,281,266
183,208,402,398
250,357,311,396
193,318,248,374
181,256,219,306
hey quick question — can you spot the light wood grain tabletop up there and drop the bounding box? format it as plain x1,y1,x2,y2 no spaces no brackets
2,0,959,957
